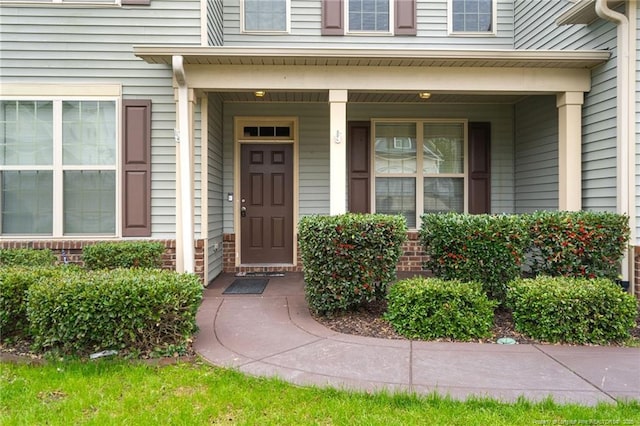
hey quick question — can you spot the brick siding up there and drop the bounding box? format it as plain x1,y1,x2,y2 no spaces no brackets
0,239,206,282
222,232,427,274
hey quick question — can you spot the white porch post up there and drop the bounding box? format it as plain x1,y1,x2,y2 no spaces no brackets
329,89,348,215
557,91,584,212
173,55,195,273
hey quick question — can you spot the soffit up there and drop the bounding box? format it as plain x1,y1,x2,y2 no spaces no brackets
219,91,529,104
134,46,609,70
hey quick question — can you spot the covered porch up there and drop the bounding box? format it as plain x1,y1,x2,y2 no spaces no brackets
134,47,609,283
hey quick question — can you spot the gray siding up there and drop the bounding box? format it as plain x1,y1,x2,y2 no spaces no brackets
0,2,202,238
208,0,224,46
514,96,558,213
514,0,615,50
637,1,640,243
221,101,515,235
514,0,619,214
222,0,514,49
207,94,224,280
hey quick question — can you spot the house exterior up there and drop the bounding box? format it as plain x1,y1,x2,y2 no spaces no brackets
0,0,637,294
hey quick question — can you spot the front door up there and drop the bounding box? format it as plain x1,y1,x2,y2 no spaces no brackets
240,144,294,264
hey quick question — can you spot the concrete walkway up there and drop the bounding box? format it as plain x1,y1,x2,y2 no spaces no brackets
194,273,640,406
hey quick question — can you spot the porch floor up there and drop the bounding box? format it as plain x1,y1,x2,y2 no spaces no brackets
195,272,640,406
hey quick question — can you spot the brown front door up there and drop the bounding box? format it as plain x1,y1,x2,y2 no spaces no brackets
240,144,294,264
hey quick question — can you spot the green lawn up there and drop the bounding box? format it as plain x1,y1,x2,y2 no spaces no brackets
2,359,639,425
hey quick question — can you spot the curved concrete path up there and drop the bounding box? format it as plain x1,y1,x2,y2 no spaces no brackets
194,273,640,406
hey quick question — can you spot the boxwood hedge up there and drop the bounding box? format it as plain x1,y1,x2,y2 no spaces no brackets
385,277,496,341
82,241,165,270
507,276,638,344
26,268,202,356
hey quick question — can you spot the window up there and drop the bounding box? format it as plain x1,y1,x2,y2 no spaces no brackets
451,0,493,33
348,0,390,32
373,120,466,228
243,0,288,32
0,99,117,236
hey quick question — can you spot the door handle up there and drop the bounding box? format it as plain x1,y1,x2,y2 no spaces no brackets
241,206,247,217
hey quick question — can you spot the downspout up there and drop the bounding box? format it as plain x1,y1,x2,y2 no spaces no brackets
595,0,633,289
173,55,195,273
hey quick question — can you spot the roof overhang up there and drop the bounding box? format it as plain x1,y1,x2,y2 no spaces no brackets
556,0,625,26
134,46,610,70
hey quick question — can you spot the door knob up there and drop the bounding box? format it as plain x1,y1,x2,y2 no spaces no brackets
241,206,247,217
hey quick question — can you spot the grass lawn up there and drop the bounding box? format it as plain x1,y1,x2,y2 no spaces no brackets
1,358,639,426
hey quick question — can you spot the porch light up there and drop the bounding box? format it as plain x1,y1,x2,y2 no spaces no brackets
254,90,266,97
419,92,431,100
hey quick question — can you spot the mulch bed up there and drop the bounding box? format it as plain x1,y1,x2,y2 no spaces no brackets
313,299,640,345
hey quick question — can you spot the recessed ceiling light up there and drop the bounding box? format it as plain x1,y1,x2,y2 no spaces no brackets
419,92,431,100
254,90,266,97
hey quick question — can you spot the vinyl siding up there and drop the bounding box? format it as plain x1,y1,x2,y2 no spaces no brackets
207,94,224,280
0,2,202,238
222,0,514,49
636,1,640,243
514,0,619,214
221,101,515,235
514,96,558,213
514,0,615,50
208,0,224,46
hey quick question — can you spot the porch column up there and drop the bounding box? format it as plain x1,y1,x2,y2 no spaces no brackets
173,56,195,273
329,89,348,215
557,91,584,211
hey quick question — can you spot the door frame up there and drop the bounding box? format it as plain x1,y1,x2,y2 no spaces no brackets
233,116,299,266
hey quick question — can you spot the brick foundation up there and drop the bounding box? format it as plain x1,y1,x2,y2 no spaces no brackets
222,232,427,274
0,239,206,283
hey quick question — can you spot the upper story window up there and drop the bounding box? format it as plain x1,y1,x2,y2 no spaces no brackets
450,0,494,33
0,99,118,236
322,0,416,36
242,0,289,33
348,0,390,33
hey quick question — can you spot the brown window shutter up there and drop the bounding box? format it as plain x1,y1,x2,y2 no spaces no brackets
468,122,491,214
121,0,151,5
348,122,371,213
122,100,152,237
322,0,344,35
395,0,417,35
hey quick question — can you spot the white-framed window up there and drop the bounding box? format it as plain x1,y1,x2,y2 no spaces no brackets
347,0,391,33
0,98,119,236
449,0,494,34
242,0,289,33
372,119,467,228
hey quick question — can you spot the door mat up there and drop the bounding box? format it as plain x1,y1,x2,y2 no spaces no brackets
235,271,285,277
223,279,269,294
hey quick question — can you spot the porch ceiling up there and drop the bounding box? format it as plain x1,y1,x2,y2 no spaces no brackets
134,46,609,70
218,91,529,104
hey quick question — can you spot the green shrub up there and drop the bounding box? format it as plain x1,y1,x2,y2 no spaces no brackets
298,213,407,315
384,277,496,341
507,276,638,344
527,211,629,280
26,268,202,356
82,241,165,270
0,249,56,267
420,213,530,303
0,267,80,340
